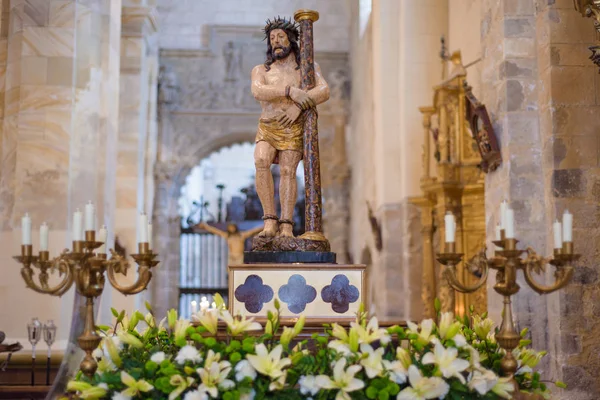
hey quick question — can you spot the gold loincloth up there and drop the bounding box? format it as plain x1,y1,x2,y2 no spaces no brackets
255,115,304,155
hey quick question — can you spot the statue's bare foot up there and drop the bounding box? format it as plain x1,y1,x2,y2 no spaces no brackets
279,223,294,237
258,219,278,237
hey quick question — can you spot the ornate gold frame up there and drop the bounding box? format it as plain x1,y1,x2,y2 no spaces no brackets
410,51,498,318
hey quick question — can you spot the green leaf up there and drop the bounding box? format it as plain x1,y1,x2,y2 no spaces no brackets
555,380,567,389
111,308,119,318
145,301,153,313
520,328,529,338
434,298,441,313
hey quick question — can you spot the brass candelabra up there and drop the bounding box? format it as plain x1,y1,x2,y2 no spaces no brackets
437,231,579,377
14,231,159,377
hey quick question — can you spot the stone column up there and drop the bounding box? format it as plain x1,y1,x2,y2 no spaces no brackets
112,1,158,313
0,0,121,355
369,0,447,319
481,0,600,397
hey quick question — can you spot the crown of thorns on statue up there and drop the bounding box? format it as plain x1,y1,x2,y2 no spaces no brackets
263,16,299,41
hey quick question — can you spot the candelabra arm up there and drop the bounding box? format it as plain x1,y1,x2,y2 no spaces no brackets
437,247,490,294
442,260,489,293
105,249,155,295
16,250,75,296
523,247,576,295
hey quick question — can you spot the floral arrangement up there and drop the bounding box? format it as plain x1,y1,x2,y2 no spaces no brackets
65,296,561,400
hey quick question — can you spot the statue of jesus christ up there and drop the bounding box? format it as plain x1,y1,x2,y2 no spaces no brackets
251,17,330,238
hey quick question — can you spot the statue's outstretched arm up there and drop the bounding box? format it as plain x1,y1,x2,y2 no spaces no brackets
251,65,286,101
241,225,265,240
196,222,228,239
307,62,330,105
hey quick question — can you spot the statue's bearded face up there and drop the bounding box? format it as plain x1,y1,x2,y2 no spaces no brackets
269,28,291,60
227,224,239,234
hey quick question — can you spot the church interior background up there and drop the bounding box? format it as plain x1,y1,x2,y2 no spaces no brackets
0,0,600,398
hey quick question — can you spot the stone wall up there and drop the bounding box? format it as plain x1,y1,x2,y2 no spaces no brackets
480,0,600,398
157,0,350,52
348,0,448,320
0,0,123,349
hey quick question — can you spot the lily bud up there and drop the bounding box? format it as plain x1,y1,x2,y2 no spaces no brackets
117,332,144,349
396,347,412,369
293,315,305,335
104,337,122,367
66,381,92,392
265,320,273,335
167,309,178,330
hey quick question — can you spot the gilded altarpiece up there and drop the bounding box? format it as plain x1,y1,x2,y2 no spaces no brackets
412,53,497,318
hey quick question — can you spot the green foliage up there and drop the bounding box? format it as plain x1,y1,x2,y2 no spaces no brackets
66,302,560,400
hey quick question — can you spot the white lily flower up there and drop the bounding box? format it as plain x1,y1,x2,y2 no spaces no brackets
192,309,219,335
196,359,234,398
328,340,352,355
453,333,467,348
175,345,203,365
316,358,364,400
174,318,191,342
473,315,495,340
407,319,435,344
269,370,287,391
468,369,498,395
438,312,462,341
422,341,470,383
183,389,208,400
150,351,166,364
359,344,385,378
169,375,196,400
491,376,514,399
235,359,257,381
382,359,408,384
120,371,154,397
351,317,391,345
299,375,320,396
92,347,103,360
463,345,481,369
246,344,291,379
220,311,262,336
397,365,449,400
239,389,255,400
112,393,131,400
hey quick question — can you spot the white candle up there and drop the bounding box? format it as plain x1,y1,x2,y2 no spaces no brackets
200,297,210,312
97,225,107,254
147,223,153,250
138,213,148,243
500,200,508,230
84,201,95,232
191,300,198,315
505,208,515,238
495,223,501,240
21,213,32,245
563,210,573,242
553,220,562,249
444,212,455,243
73,209,83,241
40,222,49,251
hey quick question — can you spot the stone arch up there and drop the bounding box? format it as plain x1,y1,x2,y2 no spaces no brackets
151,112,258,318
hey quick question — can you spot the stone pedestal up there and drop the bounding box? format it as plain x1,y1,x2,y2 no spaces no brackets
228,263,366,322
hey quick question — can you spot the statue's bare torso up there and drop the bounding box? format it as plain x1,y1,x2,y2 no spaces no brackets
254,61,302,120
